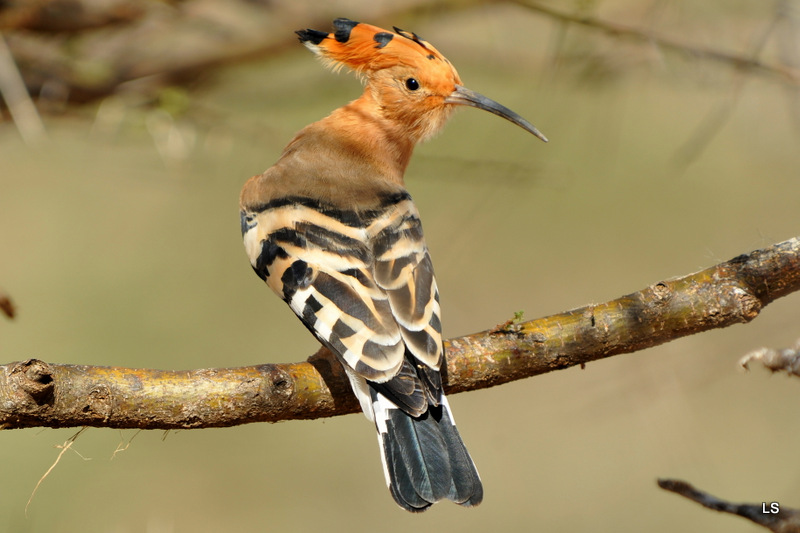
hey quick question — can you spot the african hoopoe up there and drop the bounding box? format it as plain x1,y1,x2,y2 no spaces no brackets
240,18,546,512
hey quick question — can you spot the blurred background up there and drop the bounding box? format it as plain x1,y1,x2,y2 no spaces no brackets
2,0,799,531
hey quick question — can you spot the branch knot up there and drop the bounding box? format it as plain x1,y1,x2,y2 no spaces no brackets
10,359,54,407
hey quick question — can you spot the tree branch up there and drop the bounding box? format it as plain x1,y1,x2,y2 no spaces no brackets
658,478,800,533
511,0,800,88
1,237,798,431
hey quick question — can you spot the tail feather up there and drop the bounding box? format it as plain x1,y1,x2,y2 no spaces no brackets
383,431,434,512
438,395,483,506
387,407,452,503
372,390,483,512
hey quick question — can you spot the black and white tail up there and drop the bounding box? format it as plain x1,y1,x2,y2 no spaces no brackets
371,390,483,512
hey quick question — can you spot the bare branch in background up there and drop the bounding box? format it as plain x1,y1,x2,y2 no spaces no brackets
2,0,800,109
508,0,800,168
658,479,800,533
741,339,800,378
512,0,800,86
671,2,787,168
0,32,46,144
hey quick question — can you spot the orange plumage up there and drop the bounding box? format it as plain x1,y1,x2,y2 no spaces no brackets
301,20,455,75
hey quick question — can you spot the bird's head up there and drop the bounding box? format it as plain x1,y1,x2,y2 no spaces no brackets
297,18,548,144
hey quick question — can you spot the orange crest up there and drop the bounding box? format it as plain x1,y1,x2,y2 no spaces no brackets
296,18,455,78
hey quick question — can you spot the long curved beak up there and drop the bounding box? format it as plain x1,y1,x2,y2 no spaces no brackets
445,85,548,143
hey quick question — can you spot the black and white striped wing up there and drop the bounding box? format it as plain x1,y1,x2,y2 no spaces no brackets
368,195,444,404
242,197,406,382
241,193,444,413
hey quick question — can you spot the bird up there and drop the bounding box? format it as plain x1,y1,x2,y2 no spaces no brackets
239,18,547,512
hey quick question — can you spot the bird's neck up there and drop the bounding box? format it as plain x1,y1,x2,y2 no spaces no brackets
316,91,417,184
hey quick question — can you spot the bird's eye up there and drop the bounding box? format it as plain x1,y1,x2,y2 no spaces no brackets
405,78,420,91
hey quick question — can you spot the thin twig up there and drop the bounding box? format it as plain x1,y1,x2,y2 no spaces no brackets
25,427,89,516
658,478,800,533
672,2,787,168
511,0,800,86
0,31,46,144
